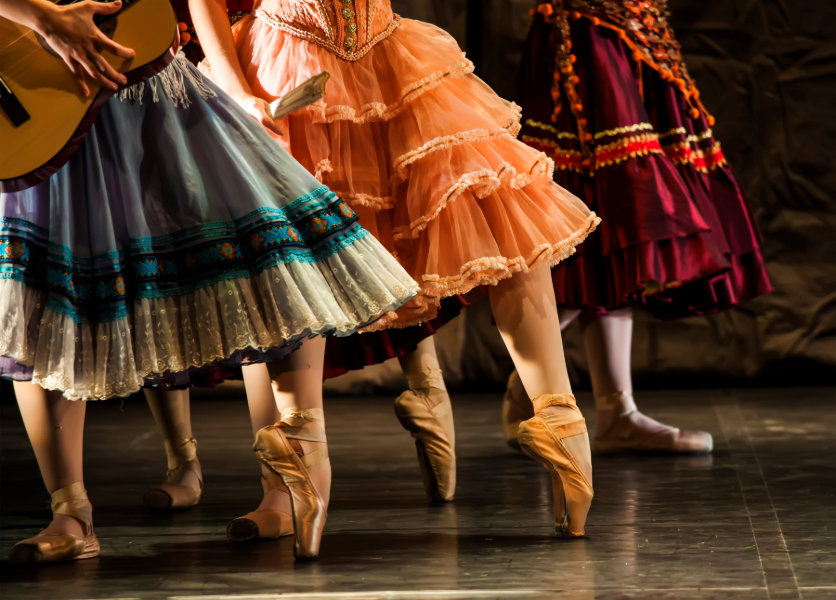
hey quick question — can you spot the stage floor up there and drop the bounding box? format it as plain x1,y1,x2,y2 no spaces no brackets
1,387,834,600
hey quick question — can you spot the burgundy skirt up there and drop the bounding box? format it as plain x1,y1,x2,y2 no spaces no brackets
323,293,481,379
517,11,772,318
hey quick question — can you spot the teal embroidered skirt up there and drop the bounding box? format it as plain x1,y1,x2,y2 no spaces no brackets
0,56,418,400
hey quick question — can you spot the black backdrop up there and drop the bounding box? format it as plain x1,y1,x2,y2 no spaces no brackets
387,0,835,387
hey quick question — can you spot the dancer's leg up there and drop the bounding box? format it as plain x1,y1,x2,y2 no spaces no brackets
489,267,593,536
144,389,203,509
9,383,98,563
582,308,712,453
14,382,87,537
581,308,633,398
502,307,582,446
232,337,330,550
263,336,330,506
395,337,456,501
489,267,573,396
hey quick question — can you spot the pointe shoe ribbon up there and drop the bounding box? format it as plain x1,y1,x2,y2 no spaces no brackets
518,394,594,538
9,482,100,564
279,409,327,442
594,392,713,454
145,438,204,510
227,468,294,541
253,413,328,561
394,367,456,502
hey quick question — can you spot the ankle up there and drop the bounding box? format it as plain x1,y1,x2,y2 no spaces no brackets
406,368,448,401
49,483,93,536
594,391,636,433
594,391,636,415
45,513,88,538
164,437,199,470
279,408,326,444
532,393,579,415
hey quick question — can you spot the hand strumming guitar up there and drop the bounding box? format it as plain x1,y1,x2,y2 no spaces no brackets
0,0,136,96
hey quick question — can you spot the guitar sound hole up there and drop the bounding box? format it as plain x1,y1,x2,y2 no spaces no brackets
35,17,118,59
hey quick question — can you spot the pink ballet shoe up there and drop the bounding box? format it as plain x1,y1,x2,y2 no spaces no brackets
144,438,203,510
518,394,594,538
227,468,294,541
9,483,100,564
594,392,713,454
394,367,456,502
253,408,329,561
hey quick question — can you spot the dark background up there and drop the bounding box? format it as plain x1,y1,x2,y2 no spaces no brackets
352,0,836,392
2,1,832,401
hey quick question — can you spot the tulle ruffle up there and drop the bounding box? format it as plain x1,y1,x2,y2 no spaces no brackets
0,57,419,398
209,16,600,328
0,231,415,400
223,16,476,125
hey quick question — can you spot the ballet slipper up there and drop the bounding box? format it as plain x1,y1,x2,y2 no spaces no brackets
9,482,100,564
227,465,294,541
254,408,329,561
594,392,713,454
144,438,203,510
518,394,594,537
394,367,456,502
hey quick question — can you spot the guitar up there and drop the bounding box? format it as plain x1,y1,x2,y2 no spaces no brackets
0,0,177,192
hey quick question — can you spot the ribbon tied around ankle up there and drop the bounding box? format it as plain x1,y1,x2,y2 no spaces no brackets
51,482,93,535
532,393,580,414
279,407,327,443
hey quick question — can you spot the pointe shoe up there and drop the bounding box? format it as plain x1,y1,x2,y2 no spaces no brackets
9,482,100,564
253,409,328,561
144,438,204,510
227,467,294,542
594,392,713,454
518,394,594,538
501,370,534,450
394,368,456,502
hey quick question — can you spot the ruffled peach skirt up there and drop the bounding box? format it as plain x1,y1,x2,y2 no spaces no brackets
206,15,600,327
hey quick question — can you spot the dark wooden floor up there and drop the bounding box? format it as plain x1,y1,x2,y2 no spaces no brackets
0,387,834,600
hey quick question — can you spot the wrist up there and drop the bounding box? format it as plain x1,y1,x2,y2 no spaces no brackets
30,0,61,37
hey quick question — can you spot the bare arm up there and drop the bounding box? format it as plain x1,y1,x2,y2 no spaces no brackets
189,0,282,134
0,0,135,96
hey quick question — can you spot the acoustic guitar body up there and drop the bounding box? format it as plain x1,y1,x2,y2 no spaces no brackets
0,0,177,192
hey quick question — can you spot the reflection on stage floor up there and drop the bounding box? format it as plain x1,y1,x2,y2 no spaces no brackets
1,387,834,600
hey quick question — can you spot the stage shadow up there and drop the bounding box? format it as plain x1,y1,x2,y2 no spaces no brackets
0,529,589,584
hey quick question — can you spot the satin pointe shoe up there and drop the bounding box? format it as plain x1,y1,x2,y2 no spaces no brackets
9,482,100,564
227,465,294,541
394,367,456,502
594,392,713,454
144,437,204,510
253,408,328,561
518,394,594,538
501,370,534,450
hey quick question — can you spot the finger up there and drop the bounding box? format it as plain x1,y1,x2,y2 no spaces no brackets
89,48,127,86
96,31,136,59
90,0,123,15
75,52,118,90
60,53,90,97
